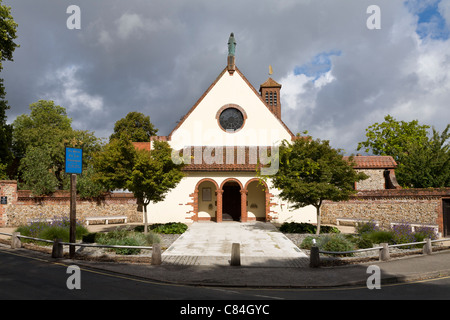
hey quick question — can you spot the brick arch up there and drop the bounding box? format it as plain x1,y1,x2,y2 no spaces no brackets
195,178,220,192
191,178,220,222
219,178,246,222
245,178,272,222
220,178,244,190
244,178,268,191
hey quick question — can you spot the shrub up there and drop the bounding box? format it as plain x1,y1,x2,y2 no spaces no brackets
413,226,438,242
95,229,160,255
355,237,373,249
364,230,394,244
82,232,98,243
40,226,69,242
300,236,320,250
391,222,415,245
15,217,89,245
318,234,355,256
279,222,340,234
355,220,379,234
135,222,188,234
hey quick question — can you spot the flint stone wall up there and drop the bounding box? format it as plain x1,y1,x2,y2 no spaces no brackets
322,188,450,234
0,181,141,227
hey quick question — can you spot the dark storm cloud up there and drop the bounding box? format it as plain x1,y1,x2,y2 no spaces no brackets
2,0,449,154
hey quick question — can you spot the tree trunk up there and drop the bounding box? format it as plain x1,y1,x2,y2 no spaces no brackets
143,204,148,235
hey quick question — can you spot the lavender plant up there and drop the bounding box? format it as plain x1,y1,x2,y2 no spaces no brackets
391,222,415,245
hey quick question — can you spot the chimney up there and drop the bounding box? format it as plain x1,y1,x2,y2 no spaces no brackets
260,77,282,119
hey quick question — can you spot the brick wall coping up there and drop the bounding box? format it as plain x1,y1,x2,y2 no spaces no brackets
349,188,450,199
17,190,135,201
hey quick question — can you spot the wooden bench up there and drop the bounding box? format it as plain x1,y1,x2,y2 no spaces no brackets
85,215,128,226
390,222,439,234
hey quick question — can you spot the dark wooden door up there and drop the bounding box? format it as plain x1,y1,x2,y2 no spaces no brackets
444,200,450,237
222,185,241,221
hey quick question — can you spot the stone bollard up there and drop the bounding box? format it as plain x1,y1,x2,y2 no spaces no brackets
309,246,320,268
11,232,21,249
379,243,390,261
52,238,64,258
230,243,241,266
423,238,432,255
152,243,162,265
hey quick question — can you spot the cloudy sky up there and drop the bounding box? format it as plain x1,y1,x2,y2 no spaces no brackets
2,0,450,154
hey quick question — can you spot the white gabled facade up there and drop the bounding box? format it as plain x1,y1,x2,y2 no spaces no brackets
138,34,397,226
168,67,292,149
138,34,318,225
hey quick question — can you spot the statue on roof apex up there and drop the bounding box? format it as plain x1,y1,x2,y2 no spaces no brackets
228,33,236,57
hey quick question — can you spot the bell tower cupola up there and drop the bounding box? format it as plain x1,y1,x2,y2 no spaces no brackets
260,69,282,119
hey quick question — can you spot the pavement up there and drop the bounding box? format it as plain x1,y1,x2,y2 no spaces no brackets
1,221,450,288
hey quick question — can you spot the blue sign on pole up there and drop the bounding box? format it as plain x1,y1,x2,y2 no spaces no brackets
65,147,83,174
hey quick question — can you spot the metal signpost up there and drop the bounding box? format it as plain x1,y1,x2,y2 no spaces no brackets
65,147,83,258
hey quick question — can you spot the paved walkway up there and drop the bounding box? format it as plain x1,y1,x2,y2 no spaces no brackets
161,222,309,267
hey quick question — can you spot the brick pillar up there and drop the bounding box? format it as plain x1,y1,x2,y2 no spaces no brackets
240,190,248,222
216,189,223,222
0,181,18,227
265,191,273,222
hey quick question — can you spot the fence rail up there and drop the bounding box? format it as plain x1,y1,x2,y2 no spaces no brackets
0,231,161,265
0,231,153,250
2,231,450,268
309,237,450,267
318,238,450,255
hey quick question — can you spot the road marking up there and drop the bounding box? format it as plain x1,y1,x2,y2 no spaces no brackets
2,246,449,293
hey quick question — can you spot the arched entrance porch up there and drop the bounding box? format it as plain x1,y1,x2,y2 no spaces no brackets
221,180,243,221
192,177,271,223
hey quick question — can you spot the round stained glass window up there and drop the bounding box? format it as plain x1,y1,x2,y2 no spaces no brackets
219,108,244,132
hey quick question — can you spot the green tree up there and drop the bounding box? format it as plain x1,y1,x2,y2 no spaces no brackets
19,146,58,196
0,1,19,176
92,137,138,191
109,111,158,142
76,165,107,199
397,125,450,188
12,100,73,159
358,115,449,188
357,115,430,165
264,136,367,234
13,100,102,193
93,138,184,232
127,141,185,233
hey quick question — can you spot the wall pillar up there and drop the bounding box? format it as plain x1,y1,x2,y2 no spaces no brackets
216,189,223,222
240,190,248,222
0,181,18,227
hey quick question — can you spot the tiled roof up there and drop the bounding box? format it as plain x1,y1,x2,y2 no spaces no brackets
344,155,397,169
132,142,150,152
260,77,282,88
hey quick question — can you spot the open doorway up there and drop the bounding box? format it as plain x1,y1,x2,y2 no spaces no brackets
222,181,241,221
443,199,450,237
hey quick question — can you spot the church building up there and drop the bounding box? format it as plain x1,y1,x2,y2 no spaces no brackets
133,33,398,225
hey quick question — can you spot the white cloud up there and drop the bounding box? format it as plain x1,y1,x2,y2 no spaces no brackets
116,13,145,39
42,65,105,130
